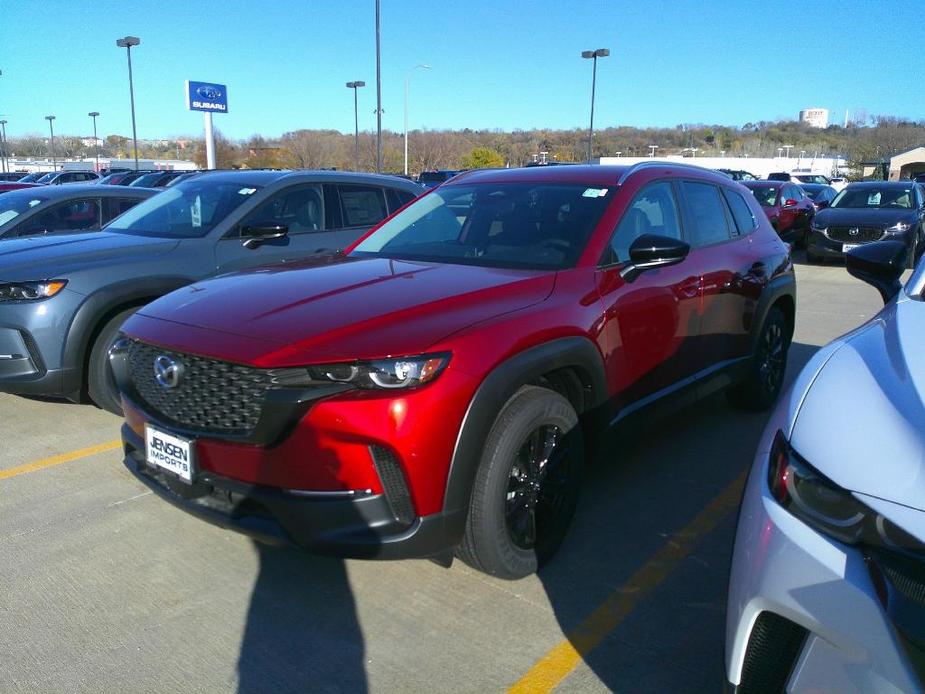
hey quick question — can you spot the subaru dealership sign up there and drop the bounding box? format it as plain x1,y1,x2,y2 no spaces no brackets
185,80,228,113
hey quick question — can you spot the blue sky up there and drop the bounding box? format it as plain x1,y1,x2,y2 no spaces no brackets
1,0,921,140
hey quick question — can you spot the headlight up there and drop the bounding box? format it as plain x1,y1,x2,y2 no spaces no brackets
768,431,925,553
885,222,910,235
810,220,826,231
0,280,67,302
271,353,450,390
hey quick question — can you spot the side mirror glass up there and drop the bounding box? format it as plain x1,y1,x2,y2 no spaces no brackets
241,222,288,249
621,234,691,282
846,240,908,304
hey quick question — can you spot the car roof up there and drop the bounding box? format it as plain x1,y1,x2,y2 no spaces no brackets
448,163,739,188
0,184,157,200
798,183,830,191
847,181,917,188
741,180,782,188
169,169,423,191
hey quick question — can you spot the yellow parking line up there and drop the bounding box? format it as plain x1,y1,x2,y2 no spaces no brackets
0,440,122,481
509,470,747,693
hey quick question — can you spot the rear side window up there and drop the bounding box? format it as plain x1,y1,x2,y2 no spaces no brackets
337,185,388,228
106,197,143,222
602,181,682,265
386,187,417,213
721,189,756,235
681,182,732,247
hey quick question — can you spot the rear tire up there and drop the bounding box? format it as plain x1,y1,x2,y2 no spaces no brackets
457,386,584,580
87,308,137,416
727,307,790,412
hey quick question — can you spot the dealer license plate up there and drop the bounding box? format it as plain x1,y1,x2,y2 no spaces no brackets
842,243,860,252
145,425,195,483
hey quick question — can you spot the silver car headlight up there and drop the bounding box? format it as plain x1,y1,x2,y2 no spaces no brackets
0,280,68,302
768,431,924,553
270,354,450,390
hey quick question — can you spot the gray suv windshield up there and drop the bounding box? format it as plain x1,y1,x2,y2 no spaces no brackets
106,180,261,238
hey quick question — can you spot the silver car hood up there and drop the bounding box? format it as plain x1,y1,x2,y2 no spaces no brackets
791,296,925,512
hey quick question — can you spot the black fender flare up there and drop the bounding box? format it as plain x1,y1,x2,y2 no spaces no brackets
440,336,607,535
61,276,194,391
749,273,796,353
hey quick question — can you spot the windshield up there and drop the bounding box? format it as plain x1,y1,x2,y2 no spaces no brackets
18,173,44,183
831,187,914,209
36,172,58,184
746,186,779,207
351,182,611,269
105,179,262,238
0,193,47,227
129,172,163,187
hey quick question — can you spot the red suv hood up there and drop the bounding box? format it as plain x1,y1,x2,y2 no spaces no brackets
131,257,556,366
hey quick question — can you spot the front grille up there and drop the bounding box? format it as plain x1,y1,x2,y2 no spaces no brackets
738,612,807,693
128,340,277,434
826,226,884,243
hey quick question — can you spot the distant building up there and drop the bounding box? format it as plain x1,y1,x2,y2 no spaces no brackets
799,108,829,129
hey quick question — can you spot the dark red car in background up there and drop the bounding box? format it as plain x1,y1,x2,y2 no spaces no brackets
741,180,815,247
113,163,796,579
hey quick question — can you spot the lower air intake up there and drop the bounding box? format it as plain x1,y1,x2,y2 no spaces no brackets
738,611,808,693
369,445,415,526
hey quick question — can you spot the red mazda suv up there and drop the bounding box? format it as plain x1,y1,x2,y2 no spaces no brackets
112,163,795,579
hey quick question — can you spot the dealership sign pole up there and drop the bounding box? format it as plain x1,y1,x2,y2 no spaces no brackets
185,81,228,169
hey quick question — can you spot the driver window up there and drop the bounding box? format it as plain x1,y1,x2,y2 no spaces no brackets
601,181,681,265
237,184,324,236
16,199,101,236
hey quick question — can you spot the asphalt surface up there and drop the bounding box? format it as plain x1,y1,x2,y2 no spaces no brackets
0,256,890,693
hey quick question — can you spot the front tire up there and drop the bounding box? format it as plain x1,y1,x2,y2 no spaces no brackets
727,306,790,412
87,308,137,415
457,386,584,579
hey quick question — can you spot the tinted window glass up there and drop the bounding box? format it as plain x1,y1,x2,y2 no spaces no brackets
603,181,681,264
238,184,324,235
722,189,756,235
351,183,610,270
107,197,144,221
831,186,914,209
106,179,262,238
386,187,417,213
337,185,388,227
18,199,101,235
682,182,732,246
747,185,779,207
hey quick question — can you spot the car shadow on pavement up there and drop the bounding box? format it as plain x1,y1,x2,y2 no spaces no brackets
534,342,819,691
237,543,367,694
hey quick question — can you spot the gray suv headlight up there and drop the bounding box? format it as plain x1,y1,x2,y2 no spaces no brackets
768,431,924,553
0,280,68,302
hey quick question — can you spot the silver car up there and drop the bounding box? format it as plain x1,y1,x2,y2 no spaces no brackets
726,240,925,692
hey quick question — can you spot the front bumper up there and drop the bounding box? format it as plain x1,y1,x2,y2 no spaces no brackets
726,424,923,692
807,229,910,260
122,421,465,559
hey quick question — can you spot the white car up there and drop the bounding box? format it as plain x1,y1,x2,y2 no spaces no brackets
726,240,925,692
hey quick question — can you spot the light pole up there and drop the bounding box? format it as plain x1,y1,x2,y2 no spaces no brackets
45,115,57,170
346,81,365,171
116,35,141,170
88,111,100,172
404,64,430,176
783,144,794,159
374,0,382,173
0,120,7,174
581,48,609,163
648,144,659,157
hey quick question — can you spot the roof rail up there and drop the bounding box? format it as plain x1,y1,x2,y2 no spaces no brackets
616,159,715,185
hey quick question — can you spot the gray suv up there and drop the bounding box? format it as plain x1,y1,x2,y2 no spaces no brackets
0,170,423,413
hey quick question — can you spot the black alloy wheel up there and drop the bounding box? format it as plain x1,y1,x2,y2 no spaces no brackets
727,306,790,411
757,320,786,399
505,423,574,551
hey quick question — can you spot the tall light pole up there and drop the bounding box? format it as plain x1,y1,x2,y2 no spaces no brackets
783,144,794,159
0,120,7,173
45,115,57,170
648,144,659,157
374,0,382,173
404,64,430,176
581,48,609,163
116,35,141,170
346,81,365,172
88,111,100,172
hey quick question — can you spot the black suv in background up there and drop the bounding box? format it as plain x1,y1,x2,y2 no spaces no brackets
808,181,925,264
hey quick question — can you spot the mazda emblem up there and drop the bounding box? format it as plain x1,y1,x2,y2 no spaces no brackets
849,227,859,236
154,355,184,389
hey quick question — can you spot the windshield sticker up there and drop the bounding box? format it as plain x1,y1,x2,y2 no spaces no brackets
867,191,881,206
238,187,257,195
28,199,42,207
191,195,202,227
583,188,608,198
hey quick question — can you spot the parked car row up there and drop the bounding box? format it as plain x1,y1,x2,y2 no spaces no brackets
0,168,198,188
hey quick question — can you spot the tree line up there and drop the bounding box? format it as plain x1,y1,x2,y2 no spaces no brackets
4,115,923,176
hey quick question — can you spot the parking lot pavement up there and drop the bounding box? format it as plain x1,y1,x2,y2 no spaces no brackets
0,257,889,694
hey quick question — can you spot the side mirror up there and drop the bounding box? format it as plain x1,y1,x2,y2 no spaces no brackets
621,234,691,282
241,222,288,249
846,240,908,304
